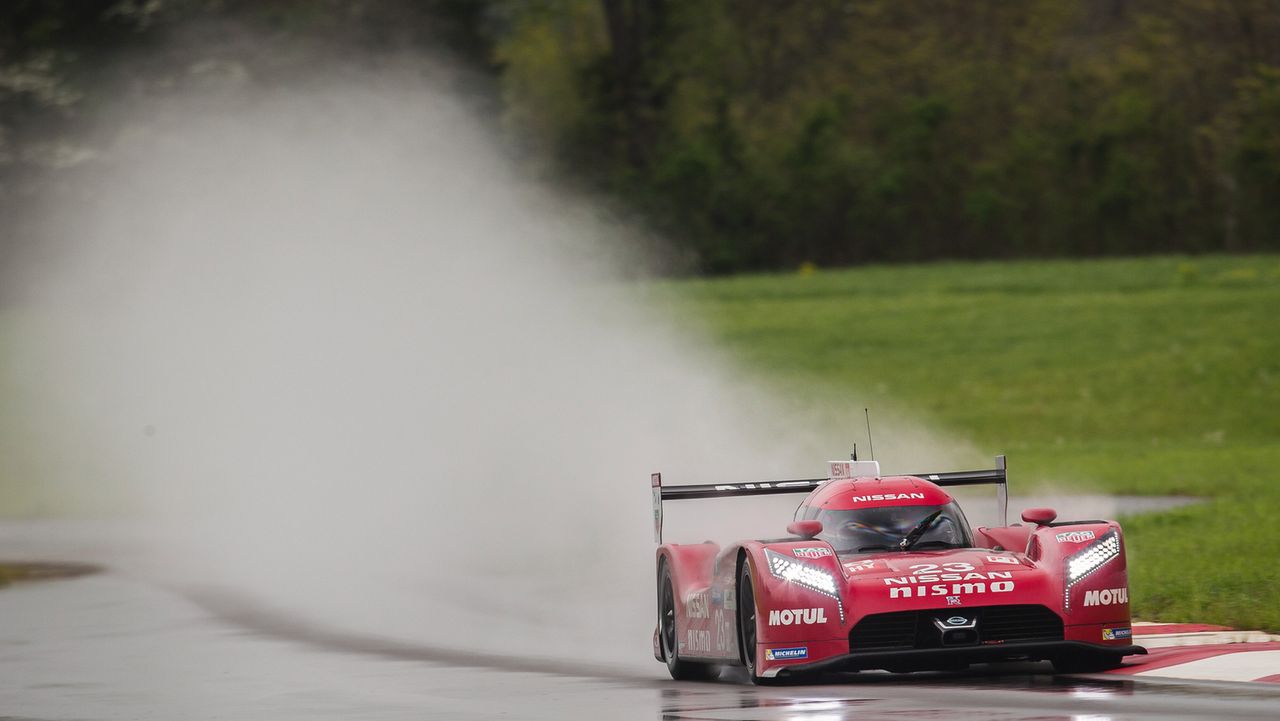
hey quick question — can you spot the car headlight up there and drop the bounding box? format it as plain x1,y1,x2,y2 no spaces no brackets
1063,530,1120,611
764,548,845,623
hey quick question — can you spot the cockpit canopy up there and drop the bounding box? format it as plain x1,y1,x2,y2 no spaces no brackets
795,475,975,554
795,500,973,554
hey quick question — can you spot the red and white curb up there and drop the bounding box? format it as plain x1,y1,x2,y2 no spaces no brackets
1105,622,1280,683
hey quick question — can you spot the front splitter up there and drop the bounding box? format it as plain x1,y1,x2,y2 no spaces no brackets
766,640,1147,677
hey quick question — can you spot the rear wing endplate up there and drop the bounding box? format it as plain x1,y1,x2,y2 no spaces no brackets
652,455,1007,543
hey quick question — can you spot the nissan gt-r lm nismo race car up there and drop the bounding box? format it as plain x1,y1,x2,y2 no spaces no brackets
651,456,1145,683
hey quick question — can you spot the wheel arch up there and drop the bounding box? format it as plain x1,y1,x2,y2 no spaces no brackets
655,543,720,659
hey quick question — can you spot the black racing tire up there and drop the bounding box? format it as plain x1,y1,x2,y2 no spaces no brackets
736,557,785,685
1051,653,1125,674
658,561,720,681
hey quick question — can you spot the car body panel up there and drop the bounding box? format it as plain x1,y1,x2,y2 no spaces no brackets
654,468,1143,678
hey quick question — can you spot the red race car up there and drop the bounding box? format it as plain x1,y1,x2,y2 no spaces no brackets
651,456,1145,683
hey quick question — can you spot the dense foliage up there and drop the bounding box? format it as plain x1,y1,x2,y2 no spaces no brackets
2,1,1278,273
495,0,1280,271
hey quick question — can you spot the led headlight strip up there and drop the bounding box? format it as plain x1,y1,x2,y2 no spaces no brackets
764,549,845,624
1063,529,1120,611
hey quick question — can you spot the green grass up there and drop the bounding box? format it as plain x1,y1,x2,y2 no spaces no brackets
656,254,1280,631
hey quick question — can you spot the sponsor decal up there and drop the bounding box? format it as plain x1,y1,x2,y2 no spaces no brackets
889,581,1016,599
885,569,1016,599
764,646,808,661
724,588,737,611
1056,530,1096,544
986,555,1020,565
712,480,817,492
885,568,1013,584
713,609,735,653
767,608,828,626
686,591,710,619
1083,587,1129,607
711,587,722,605
946,596,962,606
850,492,927,504
792,546,833,559
1102,627,1132,641
844,559,877,574
684,629,711,654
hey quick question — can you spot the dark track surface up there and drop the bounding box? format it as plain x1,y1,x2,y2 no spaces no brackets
2,571,1277,720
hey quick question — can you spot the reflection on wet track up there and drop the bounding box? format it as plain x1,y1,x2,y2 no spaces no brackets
654,672,1279,721
2,573,1277,720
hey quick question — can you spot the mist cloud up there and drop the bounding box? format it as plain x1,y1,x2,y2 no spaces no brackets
4,52,977,666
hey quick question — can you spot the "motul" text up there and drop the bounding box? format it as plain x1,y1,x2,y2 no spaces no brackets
1083,587,1129,606
768,608,828,626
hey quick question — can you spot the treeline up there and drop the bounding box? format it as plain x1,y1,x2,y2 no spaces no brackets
492,0,1280,271
0,0,491,166
2,1,1278,273
0,0,492,274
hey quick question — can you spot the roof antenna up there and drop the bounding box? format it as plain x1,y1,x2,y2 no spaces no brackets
850,443,858,461
864,408,876,461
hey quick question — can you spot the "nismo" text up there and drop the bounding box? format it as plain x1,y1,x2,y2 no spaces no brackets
884,571,1015,599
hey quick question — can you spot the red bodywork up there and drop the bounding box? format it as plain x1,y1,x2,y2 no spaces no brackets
653,467,1143,679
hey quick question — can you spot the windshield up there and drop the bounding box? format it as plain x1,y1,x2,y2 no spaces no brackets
809,501,973,554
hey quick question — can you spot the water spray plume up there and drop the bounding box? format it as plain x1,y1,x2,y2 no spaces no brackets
2,47,975,667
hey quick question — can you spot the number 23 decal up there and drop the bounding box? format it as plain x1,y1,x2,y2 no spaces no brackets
909,562,974,573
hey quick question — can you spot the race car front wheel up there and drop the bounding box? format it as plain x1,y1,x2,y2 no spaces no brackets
737,558,781,685
658,561,718,681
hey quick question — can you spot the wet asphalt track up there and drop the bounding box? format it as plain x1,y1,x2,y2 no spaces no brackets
2,572,1278,721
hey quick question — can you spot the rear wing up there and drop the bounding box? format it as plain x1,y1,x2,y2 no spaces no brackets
652,455,1007,543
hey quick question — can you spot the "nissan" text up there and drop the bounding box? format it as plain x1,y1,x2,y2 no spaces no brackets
850,492,926,503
